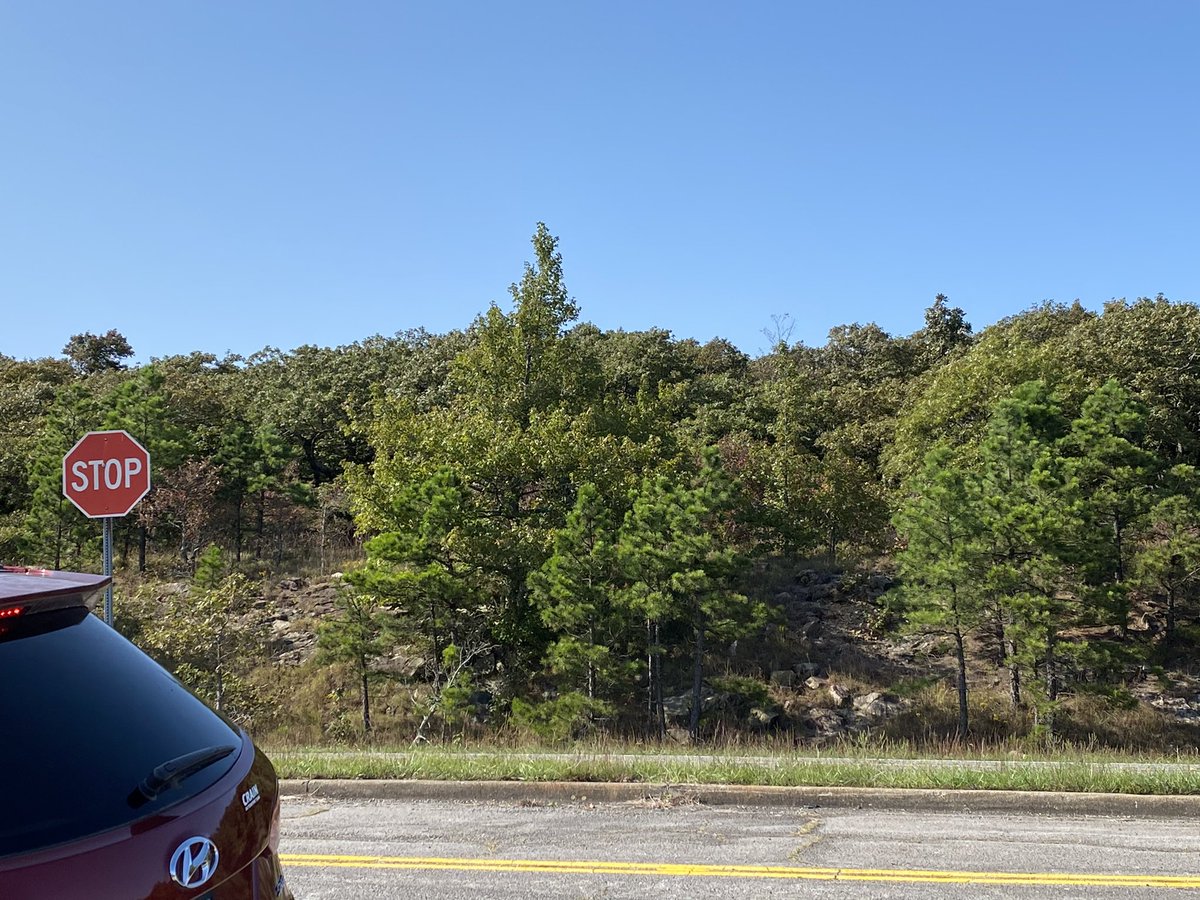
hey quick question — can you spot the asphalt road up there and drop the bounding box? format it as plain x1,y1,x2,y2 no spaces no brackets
277,796,1200,899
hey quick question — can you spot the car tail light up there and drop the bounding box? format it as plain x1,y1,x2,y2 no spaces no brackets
0,606,25,620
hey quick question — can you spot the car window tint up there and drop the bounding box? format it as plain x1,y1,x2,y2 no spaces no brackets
0,609,242,857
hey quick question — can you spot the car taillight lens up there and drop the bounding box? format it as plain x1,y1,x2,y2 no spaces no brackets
269,795,281,854
0,606,24,633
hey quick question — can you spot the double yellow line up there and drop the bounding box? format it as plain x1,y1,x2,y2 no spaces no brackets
280,853,1200,889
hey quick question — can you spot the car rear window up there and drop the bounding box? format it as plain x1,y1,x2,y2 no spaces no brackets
0,608,243,858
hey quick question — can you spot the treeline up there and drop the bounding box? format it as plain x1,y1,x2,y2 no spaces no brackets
2,223,1198,739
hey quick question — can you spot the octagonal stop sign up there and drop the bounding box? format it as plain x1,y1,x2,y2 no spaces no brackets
62,430,152,518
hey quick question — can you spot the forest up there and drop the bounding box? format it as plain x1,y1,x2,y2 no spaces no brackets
3,224,1199,747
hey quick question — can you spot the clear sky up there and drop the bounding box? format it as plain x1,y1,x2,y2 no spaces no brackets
2,2,1197,363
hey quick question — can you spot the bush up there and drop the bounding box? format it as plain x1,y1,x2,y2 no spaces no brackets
510,693,613,743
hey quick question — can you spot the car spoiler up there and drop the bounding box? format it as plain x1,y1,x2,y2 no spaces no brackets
0,568,111,614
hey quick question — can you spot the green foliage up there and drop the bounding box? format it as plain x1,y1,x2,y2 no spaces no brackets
509,692,613,743
7,232,1200,747
136,572,269,724
317,586,399,731
708,674,772,709
618,451,766,739
21,383,103,567
528,483,635,702
62,329,134,375
1135,483,1200,644
894,444,986,733
193,543,226,590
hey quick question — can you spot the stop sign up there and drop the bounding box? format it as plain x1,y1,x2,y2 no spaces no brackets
62,430,152,518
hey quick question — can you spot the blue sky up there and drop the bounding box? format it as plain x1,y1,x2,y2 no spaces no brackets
2,2,1196,363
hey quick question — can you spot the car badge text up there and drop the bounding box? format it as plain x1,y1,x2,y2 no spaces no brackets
242,783,261,811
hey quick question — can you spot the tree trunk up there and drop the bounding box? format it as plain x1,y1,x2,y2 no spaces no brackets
1166,584,1177,646
954,628,969,738
646,620,655,731
587,621,596,701
689,614,706,742
234,496,243,562
1045,631,1058,702
138,525,147,573
361,661,372,732
214,628,224,712
254,493,265,560
53,508,63,570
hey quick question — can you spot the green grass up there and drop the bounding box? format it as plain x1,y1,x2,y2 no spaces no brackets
266,745,1200,795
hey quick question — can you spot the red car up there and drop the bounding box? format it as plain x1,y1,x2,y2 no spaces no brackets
0,567,294,900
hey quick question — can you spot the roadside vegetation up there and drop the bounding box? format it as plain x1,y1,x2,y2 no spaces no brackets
3,224,1200,772
268,744,1200,796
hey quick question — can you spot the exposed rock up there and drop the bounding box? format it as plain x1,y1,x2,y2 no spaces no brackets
749,707,781,730
807,707,845,736
827,683,852,707
804,676,826,691
771,670,796,688
852,691,903,721
1151,697,1200,721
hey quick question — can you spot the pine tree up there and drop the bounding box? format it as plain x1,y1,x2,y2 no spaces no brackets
348,468,482,676
23,383,101,568
317,588,398,732
529,483,630,704
895,444,985,736
1063,380,1158,637
1135,477,1200,646
104,365,192,570
977,381,1073,726
618,451,763,741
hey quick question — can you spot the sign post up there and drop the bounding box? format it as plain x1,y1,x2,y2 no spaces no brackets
62,430,152,626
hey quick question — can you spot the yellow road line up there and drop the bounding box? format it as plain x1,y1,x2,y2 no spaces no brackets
279,854,1200,889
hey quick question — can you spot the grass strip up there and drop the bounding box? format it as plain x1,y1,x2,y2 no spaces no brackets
268,748,1200,795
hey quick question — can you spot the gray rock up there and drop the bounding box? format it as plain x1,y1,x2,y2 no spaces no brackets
827,683,852,707
852,691,902,720
807,707,845,735
770,670,796,688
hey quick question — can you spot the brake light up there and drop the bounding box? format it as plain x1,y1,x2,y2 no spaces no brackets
0,606,24,620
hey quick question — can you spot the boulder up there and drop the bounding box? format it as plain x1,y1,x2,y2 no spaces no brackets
827,683,852,707
807,707,845,736
852,691,902,720
794,662,822,678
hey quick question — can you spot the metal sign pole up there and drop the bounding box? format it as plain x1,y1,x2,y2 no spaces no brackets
103,517,114,626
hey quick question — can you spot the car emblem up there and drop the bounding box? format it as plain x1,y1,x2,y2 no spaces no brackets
170,836,220,889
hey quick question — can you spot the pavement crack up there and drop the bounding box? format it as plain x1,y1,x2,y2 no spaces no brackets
786,815,825,861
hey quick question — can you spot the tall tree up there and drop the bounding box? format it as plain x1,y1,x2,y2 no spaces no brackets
62,329,134,375
618,452,763,741
895,445,985,735
977,381,1073,721
22,383,102,568
317,588,398,732
104,365,193,569
1135,481,1200,646
1063,380,1158,637
529,483,630,703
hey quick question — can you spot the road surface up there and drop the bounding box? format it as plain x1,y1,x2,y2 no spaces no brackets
278,796,1200,898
